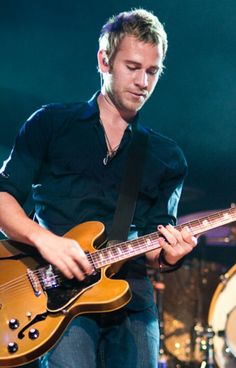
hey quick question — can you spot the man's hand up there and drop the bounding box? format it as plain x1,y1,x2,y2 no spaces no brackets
157,224,197,265
35,234,94,280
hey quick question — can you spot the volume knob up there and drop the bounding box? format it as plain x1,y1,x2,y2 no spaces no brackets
8,342,18,353
9,319,19,329
29,328,39,340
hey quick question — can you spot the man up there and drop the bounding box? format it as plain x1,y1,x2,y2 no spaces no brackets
0,8,197,368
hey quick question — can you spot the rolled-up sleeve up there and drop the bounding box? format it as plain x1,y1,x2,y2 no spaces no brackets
0,107,52,205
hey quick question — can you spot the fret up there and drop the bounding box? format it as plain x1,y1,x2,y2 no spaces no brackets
202,219,210,227
127,243,133,251
116,247,122,255
145,237,152,246
122,243,130,253
111,247,119,256
95,252,103,262
176,208,236,236
105,249,112,259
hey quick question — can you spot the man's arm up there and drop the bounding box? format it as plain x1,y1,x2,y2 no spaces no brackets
0,192,93,279
143,135,197,268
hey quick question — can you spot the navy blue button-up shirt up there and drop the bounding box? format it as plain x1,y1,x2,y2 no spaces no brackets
0,92,187,309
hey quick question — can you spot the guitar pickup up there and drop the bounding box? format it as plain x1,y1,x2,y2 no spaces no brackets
38,265,60,290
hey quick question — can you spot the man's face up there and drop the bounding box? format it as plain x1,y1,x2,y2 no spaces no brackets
103,35,163,117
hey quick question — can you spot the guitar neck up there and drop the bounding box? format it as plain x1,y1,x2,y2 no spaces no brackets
90,207,236,270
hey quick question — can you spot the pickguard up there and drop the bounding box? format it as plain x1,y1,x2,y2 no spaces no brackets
45,271,101,312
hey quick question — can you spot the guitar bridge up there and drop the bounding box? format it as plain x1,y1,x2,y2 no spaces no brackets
27,268,42,296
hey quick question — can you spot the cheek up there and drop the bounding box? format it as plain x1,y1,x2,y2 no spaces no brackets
113,67,132,83
112,74,127,91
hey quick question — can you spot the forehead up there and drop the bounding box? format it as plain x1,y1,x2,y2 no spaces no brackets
115,35,163,66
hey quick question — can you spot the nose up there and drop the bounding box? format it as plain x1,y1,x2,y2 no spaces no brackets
135,70,148,89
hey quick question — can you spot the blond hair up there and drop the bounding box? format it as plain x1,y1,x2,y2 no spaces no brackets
99,9,168,74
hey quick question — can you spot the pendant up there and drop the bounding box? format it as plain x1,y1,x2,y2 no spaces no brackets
103,157,108,165
103,153,109,165
103,150,117,165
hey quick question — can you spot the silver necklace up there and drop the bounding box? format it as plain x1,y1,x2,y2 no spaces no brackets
100,119,120,165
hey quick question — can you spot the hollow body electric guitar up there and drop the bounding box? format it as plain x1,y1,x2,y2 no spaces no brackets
1,207,236,367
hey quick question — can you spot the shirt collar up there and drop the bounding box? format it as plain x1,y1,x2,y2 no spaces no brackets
78,91,100,120
79,91,139,132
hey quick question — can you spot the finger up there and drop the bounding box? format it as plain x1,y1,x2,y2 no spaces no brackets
168,225,196,249
158,237,179,256
55,259,74,280
157,225,179,246
181,226,197,247
65,257,87,281
158,237,185,263
69,240,94,274
166,224,183,243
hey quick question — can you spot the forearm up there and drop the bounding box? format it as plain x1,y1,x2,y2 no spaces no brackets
0,192,54,248
146,246,178,267
146,248,161,268
0,192,93,280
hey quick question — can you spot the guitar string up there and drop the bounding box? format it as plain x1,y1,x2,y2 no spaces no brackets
0,240,162,293
0,232,163,291
0,269,65,294
1,210,235,293
0,239,160,295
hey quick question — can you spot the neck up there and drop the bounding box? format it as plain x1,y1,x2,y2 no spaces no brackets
97,91,135,129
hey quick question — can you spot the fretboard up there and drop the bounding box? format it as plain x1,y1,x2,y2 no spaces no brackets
88,207,236,270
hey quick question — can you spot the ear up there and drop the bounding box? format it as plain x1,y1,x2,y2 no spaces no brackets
97,49,109,73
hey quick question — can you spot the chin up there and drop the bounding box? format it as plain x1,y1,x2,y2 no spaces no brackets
123,101,143,114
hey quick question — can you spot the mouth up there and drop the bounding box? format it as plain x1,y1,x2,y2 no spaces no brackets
128,91,147,100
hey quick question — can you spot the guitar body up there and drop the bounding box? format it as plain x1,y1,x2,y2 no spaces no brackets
0,221,131,367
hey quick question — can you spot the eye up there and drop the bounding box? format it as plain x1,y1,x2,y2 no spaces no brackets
147,69,158,76
127,65,138,71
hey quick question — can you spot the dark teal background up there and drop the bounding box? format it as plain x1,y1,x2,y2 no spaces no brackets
1,0,236,216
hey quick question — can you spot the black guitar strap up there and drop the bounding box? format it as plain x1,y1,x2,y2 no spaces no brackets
108,124,149,242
